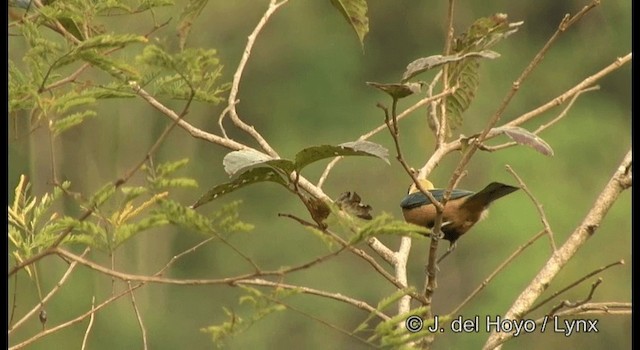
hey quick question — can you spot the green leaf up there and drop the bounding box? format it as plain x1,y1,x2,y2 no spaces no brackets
209,201,254,233
90,183,116,207
378,311,439,348
51,110,96,136
74,34,148,52
76,51,141,80
366,81,423,100
202,285,295,348
349,213,430,244
402,50,500,82
294,140,389,171
453,14,523,53
112,214,169,247
329,0,369,48
159,199,215,233
444,14,522,131
136,45,228,104
222,149,295,177
191,167,287,209
155,158,191,177
493,126,554,156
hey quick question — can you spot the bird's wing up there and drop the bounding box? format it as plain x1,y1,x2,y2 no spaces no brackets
400,189,474,209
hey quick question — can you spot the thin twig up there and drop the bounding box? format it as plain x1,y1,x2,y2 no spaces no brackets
131,84,246,151
547,277,602,316
449,230,546,315
417,54,630,180
156,236,217,276
483,86,600,152
217,99,239,139
234,278,390,321
506,165,556,251
9,273,19,326
128,282,148,350
263,297,380,348
278,213,427,304
80,297,96,350
9,282,146,350
505,54,630,129
484,149,631,350
526,260,624,315
9,247,91,333
532,302,630,322
445,2,603,206
436,0,456,146
317,89,455,188
222,0,289,157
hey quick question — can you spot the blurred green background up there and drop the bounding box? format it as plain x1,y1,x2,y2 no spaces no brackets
8,0,631,349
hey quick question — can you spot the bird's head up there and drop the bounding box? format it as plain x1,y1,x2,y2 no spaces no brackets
408,179,434,194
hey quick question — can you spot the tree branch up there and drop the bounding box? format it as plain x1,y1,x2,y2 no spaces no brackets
483,149,631,350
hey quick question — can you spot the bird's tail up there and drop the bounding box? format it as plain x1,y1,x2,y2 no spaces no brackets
462,182,519,211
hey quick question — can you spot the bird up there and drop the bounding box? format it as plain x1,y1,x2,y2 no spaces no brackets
400,179,519,250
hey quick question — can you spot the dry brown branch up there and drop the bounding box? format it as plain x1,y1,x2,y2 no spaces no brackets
483,149,631,350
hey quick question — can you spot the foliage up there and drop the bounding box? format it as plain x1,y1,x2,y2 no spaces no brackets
7,0,630,349
201,286,298,348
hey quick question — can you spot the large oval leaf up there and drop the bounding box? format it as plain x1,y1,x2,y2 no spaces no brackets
223,149,295,176
294,140,389,171
493,126,554,156
366,81,423,99
402,50,500,82
330,0,369,48
191,167,288,209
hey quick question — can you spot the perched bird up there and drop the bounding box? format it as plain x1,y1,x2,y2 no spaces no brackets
401,179,519,249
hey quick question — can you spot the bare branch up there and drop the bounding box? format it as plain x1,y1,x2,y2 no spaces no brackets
128,282,148,350
482,86,599,153
533,302,631,321
131,84,246,151
547,278,602,316
80,297,96,350
317,89,455,188
234,278,390,321
450,230,547,316
221,0,289,157
483,149,631,350
527,260,624,315
9,283,146,350
506,165,557,251
9,248,90,333
505,54,631,129
396,236,412,315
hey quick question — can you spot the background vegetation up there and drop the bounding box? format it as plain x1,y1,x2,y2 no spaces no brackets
8,0,630,349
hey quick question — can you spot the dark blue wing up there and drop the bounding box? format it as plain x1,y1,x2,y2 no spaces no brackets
400,189,475,209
